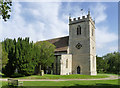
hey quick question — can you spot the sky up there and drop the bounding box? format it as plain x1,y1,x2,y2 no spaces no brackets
0,1,118,57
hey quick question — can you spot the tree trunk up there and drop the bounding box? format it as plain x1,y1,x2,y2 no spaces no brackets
35,63,41,75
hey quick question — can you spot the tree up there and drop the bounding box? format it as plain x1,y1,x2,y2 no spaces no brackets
97,52,120,74
2,37,56,76
0,0,12,21
96,52,120,74
2,38,36,76
1,49,8,69
2,38,16,77
16,37,36,76
96,56,104,73
96,56,109,73
35,41,55,74
0,43,2,71
103,52,120,74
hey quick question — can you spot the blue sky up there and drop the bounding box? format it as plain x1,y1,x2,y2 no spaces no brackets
0,2,118,56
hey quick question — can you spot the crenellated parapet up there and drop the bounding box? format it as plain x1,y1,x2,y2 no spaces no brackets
69,11,95,25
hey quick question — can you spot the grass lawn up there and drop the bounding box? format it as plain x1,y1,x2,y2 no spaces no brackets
9,74,112,79
1,73,119,79
1,79,120,88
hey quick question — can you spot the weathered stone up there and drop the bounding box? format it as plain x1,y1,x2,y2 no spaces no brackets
69,11,97,75
38,11,97,75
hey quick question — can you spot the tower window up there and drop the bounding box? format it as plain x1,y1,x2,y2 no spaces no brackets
66,59,68,68
77,25,81,35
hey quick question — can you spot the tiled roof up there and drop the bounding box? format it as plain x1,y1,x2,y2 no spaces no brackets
44,36,69,52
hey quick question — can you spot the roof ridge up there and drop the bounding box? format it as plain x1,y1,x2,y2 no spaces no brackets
37,35,69,42
36,35,69,52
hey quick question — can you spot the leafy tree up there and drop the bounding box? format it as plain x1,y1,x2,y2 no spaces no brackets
2,37,56,76
0,0,12,21
96,56,109,73
35,41,55,74
96,56,104,73
0,43,2,71
97,52,120,74
103,52,120,74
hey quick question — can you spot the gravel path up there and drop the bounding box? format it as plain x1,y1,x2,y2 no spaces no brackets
0,75,119,81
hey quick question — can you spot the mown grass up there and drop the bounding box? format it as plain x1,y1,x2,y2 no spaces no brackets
11,74,111,79
1,79,120,88
23,79,120,86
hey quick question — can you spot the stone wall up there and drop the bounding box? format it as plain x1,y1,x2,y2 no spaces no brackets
89,20,97,75
60,54,72,75
69,13,97,75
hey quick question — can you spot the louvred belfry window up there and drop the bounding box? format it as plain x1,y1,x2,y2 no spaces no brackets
77,25,81,35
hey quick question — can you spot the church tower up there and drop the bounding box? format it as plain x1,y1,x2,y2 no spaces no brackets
69,11,97,75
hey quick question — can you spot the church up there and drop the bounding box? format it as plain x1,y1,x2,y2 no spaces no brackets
40,11,97,75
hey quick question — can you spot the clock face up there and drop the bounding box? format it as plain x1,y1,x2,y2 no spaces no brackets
76,43,82,49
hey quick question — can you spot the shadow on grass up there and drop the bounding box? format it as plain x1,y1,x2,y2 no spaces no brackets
1,73,27,78
1,84,120,88
62,84,120,88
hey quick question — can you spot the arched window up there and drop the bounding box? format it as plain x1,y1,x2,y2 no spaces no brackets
77,66,81,74
66,59,68,68
77,25,81,35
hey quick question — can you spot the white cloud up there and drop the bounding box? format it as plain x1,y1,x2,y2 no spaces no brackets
96,26,118,49
0,20,2,39
89,3,118,55
61,2,88,20
1,2,118,56
13,0,119,2
90,3,107,24
1,2,68,42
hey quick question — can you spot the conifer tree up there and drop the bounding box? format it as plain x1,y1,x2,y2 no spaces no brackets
2,38,16,77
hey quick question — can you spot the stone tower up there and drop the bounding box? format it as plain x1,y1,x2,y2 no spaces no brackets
69,11,97,75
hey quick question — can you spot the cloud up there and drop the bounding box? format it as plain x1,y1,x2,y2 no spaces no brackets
60,2,88,21
90,3,107,24
1,2,36,41
1,2,118,56
0,20,2,38
13,0,119,2
1,2,68,42
89,2,118,56
96,26,118,49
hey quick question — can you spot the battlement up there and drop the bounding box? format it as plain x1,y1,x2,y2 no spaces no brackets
69,15,88,21
69,11,95,25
